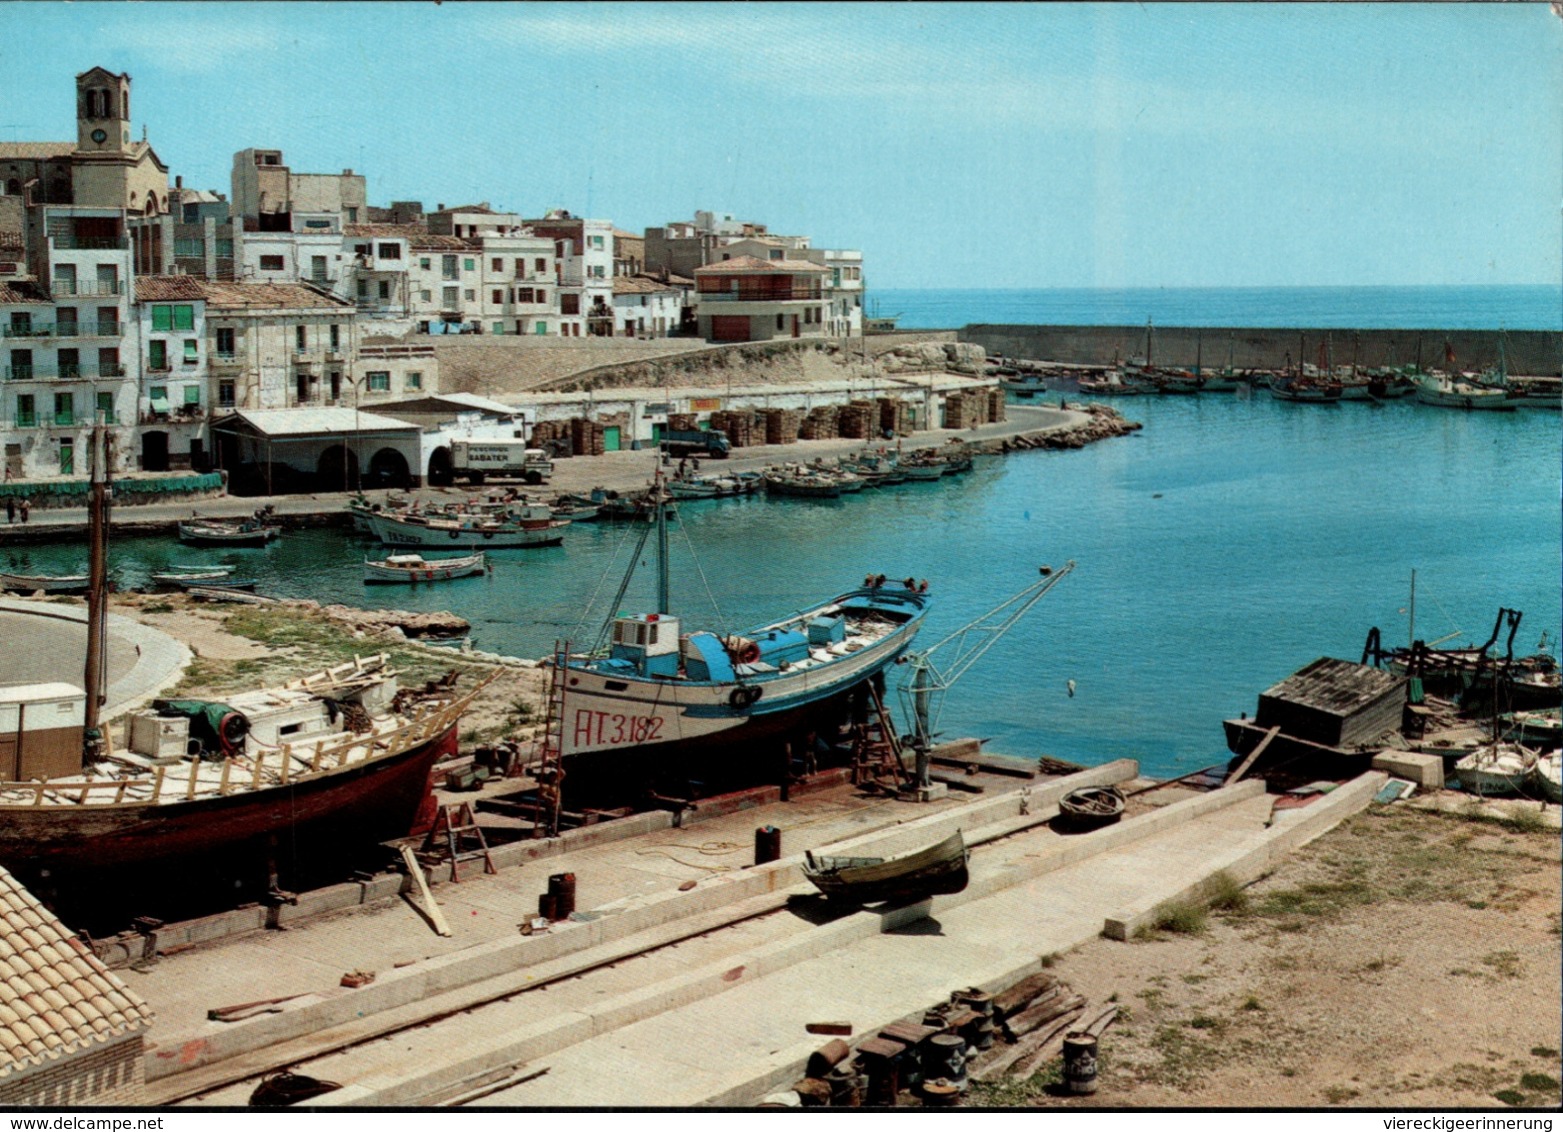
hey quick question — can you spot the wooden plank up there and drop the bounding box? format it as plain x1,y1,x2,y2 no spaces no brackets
991,971,1059,1020
1010,1008,1088,1079
1225,724,1281,785
400,845,452,937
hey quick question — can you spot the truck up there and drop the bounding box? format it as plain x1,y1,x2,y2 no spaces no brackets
659,428,731,460
449,439,554,485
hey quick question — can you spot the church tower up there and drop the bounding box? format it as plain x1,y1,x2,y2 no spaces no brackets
70,67,168,214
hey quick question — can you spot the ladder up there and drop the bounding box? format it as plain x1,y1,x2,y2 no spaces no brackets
529,640,570,839
423,801,495,883
851,680,908,791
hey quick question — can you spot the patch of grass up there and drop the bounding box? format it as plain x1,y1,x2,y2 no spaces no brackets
1185,1015,1224,1032
1323,1085,1361,1104
1252,880,1375,921
1361,956,1401,974
1152,899,1208,935
1481,950,1524,979
969,1058,1064,1107
1501,807,1548,835
141,600,174,614
1530,1047,1559,1059
1039,952,1058,968
1494,1089,1527,1107
1205,870,1249,913
1239,996,1264,1012
1520,1072,1559,1092
1144,1023,1225,1090
1180,974,1208,985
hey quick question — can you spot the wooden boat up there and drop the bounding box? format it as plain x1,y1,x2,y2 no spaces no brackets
0,656,489,932
1529,752,1561,803
1268,377,1343,403
802,830,969,904
898,457,946,481
1454,741,1536,797
1078,371,1149,396
364,551,486,585
1502,708,1563,748
1055,785,1127,832
0,571,90,594
151,567,236,585
549,497,605,522
171,576,258,593
178,520,280,546
364,509,567,548
1413,373,1514,411
763,469,843,498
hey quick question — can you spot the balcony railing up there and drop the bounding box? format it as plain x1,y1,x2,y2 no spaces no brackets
51,280,122,296
4,363,126,381
211,353,243,369
50,236,128,251
695,288,822,303
2,322,121,339
2,324,51,339
53,412,75,427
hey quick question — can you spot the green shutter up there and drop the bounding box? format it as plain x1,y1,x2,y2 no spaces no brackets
151,306,172,331
148,340,166,369
183,339,198,362
173,305,194,330
183,385,201,405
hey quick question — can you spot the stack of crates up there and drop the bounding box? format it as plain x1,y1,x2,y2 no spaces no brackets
877,397,914,437
799,405,840,441
530,420,572,456
570,417,607,456
987,388,1008,423
709,409,756,447
666,412,697,432
759,407,800,445
838,401,876,440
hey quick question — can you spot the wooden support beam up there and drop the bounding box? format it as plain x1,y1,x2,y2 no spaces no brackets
400,844,452,937
1225,725,1282,785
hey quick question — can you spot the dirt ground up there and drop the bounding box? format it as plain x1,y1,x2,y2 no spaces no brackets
973,803,1562,1111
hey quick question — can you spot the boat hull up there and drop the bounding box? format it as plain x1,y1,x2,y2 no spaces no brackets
178,523,280,546
803,831,970,905
365,511,565,548
0,573,90,594
364,553,486,584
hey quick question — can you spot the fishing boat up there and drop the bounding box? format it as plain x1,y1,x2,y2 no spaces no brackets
1055,785,1127,833
898,455,946,481
1268,376,1343,403
1413,372,1514,411
1502,708,1563,749
150,565,236,586
546,476,931,798
802,830,969,905
763,468,843,498
1078,370,1149,396
1529,751,1561,803
363,508,567,548
0,570,90,594
170,576,258,593
178,517,281,546
363,551,486,585
1454,741,1536,797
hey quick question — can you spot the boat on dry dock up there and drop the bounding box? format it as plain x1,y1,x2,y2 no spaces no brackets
802,829,970,905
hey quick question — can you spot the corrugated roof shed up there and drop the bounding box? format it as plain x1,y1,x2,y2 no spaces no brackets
214,407,419,436
0,867,153,1078
344,224,472,251
693,255,827,274
134,275,207,302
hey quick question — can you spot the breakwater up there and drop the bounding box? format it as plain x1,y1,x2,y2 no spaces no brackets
959,325,1563,376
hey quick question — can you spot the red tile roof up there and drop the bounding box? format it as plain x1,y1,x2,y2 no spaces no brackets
0,281,51,305
345,224,473,251
0,867,152,1077
0,143,74,161
134,275,207,302
196,281,353,311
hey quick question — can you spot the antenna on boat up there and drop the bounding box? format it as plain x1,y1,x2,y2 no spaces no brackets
82,417,112,760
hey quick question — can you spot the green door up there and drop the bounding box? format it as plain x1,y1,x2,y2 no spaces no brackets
603,426,621,452
650,423,664,443
58,437,74,475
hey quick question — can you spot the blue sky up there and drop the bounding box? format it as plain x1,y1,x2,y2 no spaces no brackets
2,2,1559,289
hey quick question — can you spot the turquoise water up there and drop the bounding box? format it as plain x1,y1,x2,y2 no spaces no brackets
874,285,1563,331
9,396,1557,779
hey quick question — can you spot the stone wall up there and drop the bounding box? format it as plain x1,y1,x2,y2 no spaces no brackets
959,324,1563,377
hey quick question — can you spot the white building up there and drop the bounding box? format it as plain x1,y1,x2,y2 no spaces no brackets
198,280,357,412
611,276,683,338
132,274,209,470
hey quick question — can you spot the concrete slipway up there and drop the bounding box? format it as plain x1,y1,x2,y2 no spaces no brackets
138,757,1384,1108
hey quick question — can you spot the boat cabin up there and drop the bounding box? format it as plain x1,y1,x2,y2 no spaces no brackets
0,683,86,782
609,614,681,678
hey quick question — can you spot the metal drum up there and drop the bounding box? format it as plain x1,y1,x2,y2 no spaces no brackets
922,1033,967,1091
547,872,576,918
1062,1032,1099,1095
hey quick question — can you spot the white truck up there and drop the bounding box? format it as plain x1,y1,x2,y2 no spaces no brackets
449,439,554,485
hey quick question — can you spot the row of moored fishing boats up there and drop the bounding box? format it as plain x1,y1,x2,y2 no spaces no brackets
1055,365,1557,409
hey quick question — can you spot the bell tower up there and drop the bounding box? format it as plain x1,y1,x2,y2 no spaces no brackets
75,67,133,156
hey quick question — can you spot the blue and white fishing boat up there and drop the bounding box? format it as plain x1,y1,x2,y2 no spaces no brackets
550,473,931,787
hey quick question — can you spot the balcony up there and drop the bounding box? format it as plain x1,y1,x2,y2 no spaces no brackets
696,288,822,303
2,322,121,339
211,353,243,371
51,280,122,297
4,363,125,381
2,324,53,339
50,236,129,251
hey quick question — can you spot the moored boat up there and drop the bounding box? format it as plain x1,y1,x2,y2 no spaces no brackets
364,508,567,548
1529,751,1561,803
1454,741,1536,797
0,570,90,594
763,468,843,498
178,517,281,546
802,830,970,904
363,551,486,585
1268,376,1343,403
1413,373,1514,411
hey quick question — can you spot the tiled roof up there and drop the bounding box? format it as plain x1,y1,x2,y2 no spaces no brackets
0,143,74,162
612,275,680,295
134,275,207,302
0,867,152,1078
344,224,472,251
612,229,642,241
0,281,52,305
197,281,353,311
693,255,828,274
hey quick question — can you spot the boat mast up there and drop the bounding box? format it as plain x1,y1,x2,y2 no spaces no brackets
83,419,111,754
654,467,670,616
1408,568,1416,650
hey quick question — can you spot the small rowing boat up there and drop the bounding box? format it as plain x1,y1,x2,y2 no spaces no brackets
802,830,969,905
363,551,486,585
0,570,90,594
1055,785,1127,833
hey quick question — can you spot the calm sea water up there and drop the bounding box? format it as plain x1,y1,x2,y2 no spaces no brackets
10,396,1557,780
873,285,1563,332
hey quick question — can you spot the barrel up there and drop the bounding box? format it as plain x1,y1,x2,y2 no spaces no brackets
1062,1032,1099,1095
825,1063,862,1108
547,872,576,918
805,1038,850,1079
537,892,558,921
754,825,782,865
922,1033,967,1090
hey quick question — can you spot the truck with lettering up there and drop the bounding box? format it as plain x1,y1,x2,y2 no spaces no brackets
659,428,731,460
449,439,554,485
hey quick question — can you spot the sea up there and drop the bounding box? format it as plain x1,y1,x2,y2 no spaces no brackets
10,287,1559,780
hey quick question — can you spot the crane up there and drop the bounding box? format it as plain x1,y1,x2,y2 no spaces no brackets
895,561,1077,793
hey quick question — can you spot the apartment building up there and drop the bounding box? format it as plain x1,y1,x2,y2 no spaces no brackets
611,275,683,338
2,205,138,477
132,275,208,470
199,281,357,412
522,211,614,336
231,148,365,229
691,255,830,343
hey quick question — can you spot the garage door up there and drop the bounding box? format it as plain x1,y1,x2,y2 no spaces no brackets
710,315,750,342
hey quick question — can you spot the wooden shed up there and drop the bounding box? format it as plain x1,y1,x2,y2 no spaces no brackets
1253,657,1406,749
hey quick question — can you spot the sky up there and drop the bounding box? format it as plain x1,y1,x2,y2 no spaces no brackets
1,2,1559,290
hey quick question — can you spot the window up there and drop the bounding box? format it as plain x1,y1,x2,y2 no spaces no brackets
183,339,198,363
357,279,368,297
296,325,307,351
441,255,458,280
591,265,606,279
151,306,172,332
536,289,547,304
378,280,391,300
215,327,235,356
58,436,73,474
560,293,580,315
535,321,547,335
259,255,284,271
96,391,114,422
148,340,168,370
420,257,431,270
54,391,74,426
492,322,504,335
56,348,79,378
441,286,459,309
377,243,401,260
464,289,475,301
491,258,503,272
184,384,201,405
346,207,358,223
173,305,194,330
463,258,475,272
15,394,34,427
218,380,235,407
365,371,391,391
149,385,167,406
420,289,432,302
310,255,328,281
405,370,423,390
492,289,503,304
535,258,546,273
216,238,234,257
589,235,604,249
514,259,526,277
354,243,371,256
